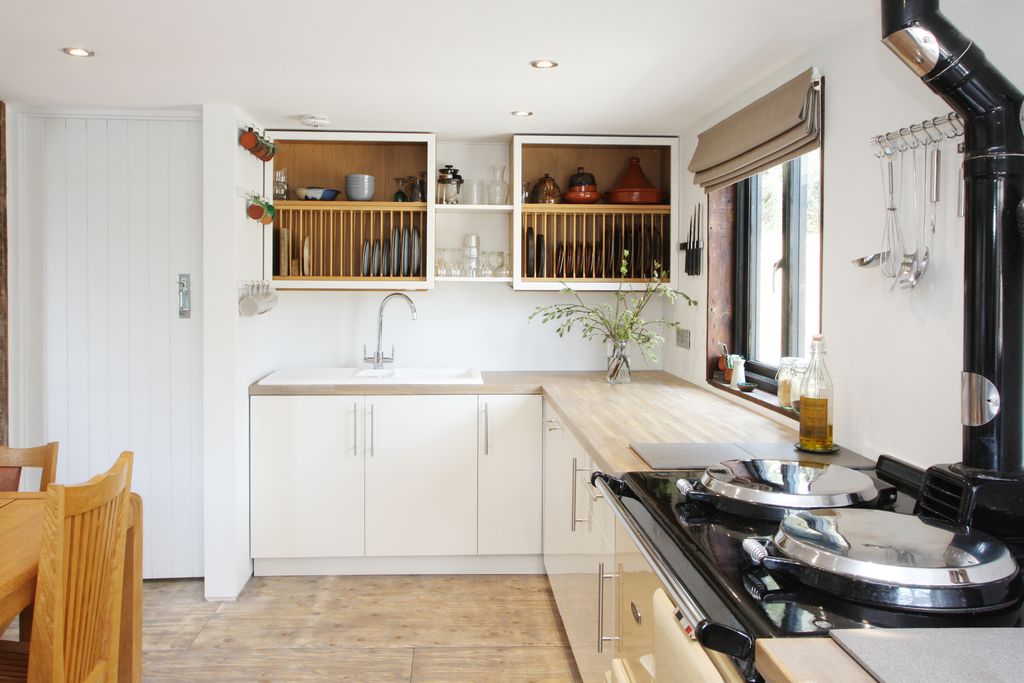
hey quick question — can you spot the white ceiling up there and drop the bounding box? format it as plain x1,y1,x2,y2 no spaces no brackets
1,1,873,139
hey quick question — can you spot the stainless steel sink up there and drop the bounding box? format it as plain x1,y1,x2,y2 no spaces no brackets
259,367,484,386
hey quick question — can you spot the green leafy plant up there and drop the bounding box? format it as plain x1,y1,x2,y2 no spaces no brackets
529,251,697,363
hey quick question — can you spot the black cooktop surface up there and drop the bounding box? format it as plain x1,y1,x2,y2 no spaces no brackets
616,468,1024,641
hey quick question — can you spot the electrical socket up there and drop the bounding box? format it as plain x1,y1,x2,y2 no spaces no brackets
676,328,691,349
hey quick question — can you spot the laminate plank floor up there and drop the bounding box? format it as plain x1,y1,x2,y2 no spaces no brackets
4,575,584,682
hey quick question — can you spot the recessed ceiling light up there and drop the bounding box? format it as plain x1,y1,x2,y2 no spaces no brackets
62,47,95,58
530,59,558,69
511,111,534,117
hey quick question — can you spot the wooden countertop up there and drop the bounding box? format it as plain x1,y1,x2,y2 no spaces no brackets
250,370,797,475
756,638,874,683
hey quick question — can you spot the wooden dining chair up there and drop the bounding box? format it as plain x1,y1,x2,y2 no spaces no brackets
0,451,134,683
0,443,58,493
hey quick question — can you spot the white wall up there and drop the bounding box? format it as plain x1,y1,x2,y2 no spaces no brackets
663,1,1024,470
7,109,204,579
201,104,282,599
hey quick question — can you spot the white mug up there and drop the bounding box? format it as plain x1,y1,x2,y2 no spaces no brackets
731,358,746,386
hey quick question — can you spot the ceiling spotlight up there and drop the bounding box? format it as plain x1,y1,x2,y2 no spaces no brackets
62,47,95,58
511,111,534,117
530,59,558,69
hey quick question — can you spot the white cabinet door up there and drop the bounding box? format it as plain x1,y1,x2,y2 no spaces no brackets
478,395,543,555
543,400,615,683
365,395,478,556
250,396,364,558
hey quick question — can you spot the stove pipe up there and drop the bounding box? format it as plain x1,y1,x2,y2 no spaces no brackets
882,0,1024,475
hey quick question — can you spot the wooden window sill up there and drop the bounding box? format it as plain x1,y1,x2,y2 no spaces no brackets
708,379,798,421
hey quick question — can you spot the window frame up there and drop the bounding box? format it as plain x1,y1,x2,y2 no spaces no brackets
732,151,820,395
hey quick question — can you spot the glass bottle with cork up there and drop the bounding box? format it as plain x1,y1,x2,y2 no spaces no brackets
797,334,834,451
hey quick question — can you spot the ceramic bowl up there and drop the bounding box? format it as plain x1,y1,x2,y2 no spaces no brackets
737,382,758,393
294,187,340,201
562,186,602,204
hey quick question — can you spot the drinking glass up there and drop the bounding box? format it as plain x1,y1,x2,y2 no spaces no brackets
448,249,463,277
463,179,485,205
435,248,449,276
479,251,495,277
496,251,511,277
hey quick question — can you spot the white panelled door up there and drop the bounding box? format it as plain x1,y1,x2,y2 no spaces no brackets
20,113,203,579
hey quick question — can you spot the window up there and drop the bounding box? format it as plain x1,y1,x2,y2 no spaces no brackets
733,149,821,391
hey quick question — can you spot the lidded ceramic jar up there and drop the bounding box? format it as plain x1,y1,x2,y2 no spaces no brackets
529,174,562,204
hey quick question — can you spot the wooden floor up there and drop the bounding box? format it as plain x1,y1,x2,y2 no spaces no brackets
7,574,582,682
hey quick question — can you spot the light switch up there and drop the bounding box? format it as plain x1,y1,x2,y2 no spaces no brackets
676,328,691,349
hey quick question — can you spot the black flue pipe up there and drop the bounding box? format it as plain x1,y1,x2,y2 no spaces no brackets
882,0,1024,474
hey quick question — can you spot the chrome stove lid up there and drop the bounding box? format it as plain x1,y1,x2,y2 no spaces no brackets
699,459,880,509
773,508,1019,588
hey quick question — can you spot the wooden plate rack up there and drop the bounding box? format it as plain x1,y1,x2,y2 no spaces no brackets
521,205,671,282
274,201,428,280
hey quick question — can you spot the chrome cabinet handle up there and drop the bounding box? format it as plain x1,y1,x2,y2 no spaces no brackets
546,419,563,431
596,561,620,653
570,457,590,532
484,402,489,455
352,402,358,455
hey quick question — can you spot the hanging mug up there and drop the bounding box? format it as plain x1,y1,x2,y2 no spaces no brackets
239,127,260,151
259,202,276,225
247,199,266,221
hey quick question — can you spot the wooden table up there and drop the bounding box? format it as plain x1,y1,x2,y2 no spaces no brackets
0,491,142,682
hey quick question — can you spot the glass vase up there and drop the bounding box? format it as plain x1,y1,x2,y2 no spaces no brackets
487,165,509,205
607,340,631,384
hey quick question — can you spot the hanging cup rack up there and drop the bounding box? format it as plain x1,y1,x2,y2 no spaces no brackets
869,112,964,157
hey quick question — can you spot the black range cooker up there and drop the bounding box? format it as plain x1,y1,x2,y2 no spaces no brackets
595,455,1024,682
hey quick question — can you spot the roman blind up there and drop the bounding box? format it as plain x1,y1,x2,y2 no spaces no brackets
688,68,821,193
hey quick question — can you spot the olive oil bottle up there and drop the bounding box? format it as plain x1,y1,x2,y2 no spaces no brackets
798,334,834,451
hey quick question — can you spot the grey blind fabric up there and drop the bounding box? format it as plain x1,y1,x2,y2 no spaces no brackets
688,68,821,193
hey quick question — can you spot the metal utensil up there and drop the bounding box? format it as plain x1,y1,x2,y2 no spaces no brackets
901,147,940,289
851,250,890,267
897,145,922,288
880,155,905,278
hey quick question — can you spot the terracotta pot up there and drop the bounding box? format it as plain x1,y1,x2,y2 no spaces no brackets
605,187,664,204
607,156,666,204
562,185,602,204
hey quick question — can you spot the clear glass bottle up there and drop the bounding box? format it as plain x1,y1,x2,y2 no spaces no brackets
775,357,797,409
797,334,834,451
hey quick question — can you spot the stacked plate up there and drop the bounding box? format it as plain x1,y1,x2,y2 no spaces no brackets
345,174,375,201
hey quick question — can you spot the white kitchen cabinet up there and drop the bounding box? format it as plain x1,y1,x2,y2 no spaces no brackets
250,395,365,558
478,395,543,555
543,399,615,683
364,394,479,556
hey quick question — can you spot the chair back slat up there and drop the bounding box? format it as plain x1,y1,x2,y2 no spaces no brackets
28,451,133,683
0,443,59,491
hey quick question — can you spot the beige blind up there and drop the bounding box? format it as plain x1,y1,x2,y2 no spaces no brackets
688,68,821,193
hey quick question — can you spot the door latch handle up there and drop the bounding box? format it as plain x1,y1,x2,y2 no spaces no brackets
178,274,191,318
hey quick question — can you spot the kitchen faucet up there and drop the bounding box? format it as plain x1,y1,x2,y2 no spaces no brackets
363,293,417,370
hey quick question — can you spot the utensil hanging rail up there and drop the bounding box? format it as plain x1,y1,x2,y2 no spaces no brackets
869,112,964,156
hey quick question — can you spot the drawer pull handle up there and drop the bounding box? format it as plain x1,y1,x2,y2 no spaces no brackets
597,561,620,653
